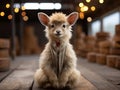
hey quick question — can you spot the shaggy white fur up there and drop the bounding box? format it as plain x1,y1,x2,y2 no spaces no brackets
34,12,81,88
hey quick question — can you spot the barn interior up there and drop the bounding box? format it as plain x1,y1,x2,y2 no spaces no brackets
0,0,120,90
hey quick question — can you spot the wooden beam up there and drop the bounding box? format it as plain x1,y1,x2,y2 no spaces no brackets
11,0,16,59
19,0,24,55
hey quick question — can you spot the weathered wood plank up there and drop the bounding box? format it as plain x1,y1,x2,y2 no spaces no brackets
0,58,21,82
78,58,119,90
1,56,119,90
32,75,97,90
0,56,39,90
78,58,120,89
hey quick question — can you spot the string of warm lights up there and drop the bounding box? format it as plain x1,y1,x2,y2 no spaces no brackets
0,3,29,21
0,1,105,22
0,2,62,21
79,0,104,22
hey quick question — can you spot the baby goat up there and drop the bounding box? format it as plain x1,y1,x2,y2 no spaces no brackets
34,12,80,88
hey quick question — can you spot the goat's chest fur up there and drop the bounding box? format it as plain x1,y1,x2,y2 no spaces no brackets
50,44,67,76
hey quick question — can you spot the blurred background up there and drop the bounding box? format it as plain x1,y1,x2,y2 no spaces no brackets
0,1,120,89
0,0,120,59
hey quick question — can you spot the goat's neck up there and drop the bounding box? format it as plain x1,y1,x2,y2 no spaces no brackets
49,38,69,48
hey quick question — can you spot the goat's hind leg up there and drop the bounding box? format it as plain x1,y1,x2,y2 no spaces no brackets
34,68,51,88
66,69,81,88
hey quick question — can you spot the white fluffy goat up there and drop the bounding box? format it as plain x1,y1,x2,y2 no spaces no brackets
34,12,80,89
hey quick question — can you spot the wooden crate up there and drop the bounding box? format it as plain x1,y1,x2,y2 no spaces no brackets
99,48,110,55
107,55,118,68
112,41,120,49
0,49,9,57
96,54,106,65
0,39,10,49
0,58,10,71
87,52,96,62
110,48,120,55
113,36,120,42
0,39,10,72
99,40,112,48
96,32,110,38
93,47,99,53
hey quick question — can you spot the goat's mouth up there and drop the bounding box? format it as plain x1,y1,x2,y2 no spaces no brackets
55,33,62,37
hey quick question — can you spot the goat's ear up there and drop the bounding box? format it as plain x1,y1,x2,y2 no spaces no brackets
67,12,78,26
38,12,49,26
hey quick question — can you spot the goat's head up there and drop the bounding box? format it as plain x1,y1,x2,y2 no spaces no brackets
38,12,78,41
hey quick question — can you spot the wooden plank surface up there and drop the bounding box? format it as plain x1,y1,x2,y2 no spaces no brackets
0,56,39,90
0,58,21,82
0,56,120,90
78,58,120,90
32,75,97,90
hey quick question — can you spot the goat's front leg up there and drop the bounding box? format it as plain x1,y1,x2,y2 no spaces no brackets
43,65,59,88
59,66,72,88
66,69,81,88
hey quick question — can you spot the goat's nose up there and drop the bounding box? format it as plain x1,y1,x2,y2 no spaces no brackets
56,30,61,34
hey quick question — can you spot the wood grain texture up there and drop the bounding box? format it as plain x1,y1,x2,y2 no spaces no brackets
0,56,39,90
78,58,120,89
0,56,120,90
32,75,97,90
0,58,10,71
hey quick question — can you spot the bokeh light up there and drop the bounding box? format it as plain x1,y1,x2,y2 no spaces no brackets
79,3,84,7
23,16,29,21
0,12,5,16
6,3,10,8
21,12,26,16
91,6,96,11
14,8,19,13
81,5,88,12
79,12,84,19
8,15,13,20
87,17,92,22
99,0,104,4
86,0,91,3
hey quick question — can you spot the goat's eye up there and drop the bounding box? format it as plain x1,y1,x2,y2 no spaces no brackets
51,24,54,28
62,24,66,28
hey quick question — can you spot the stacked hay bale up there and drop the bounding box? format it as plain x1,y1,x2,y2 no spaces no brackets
80,35,96,58
107,24,120,69
87,25,120,70
87,32,110,63
74,25,85,57
106,55,118,68
0,39,10,71
95,32,110,65
95,32,110,53
75,33,86,57
23,26,41,55
78,33,86,58
74,26,96,58
98,38,112,65
110,25,120,55
85,36,96,52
